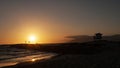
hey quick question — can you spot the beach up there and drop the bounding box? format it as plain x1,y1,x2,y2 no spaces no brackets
1,41,120,68
3,51,120,68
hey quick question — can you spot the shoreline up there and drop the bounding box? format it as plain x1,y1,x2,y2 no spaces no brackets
1,54,59,68
3,51,120,68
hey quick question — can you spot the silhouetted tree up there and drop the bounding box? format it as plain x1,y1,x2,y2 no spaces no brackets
94,33,103,41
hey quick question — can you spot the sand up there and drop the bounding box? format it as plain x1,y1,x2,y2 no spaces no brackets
3,50,120,68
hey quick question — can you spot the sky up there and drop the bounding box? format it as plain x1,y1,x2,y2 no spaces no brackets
0,0,120,44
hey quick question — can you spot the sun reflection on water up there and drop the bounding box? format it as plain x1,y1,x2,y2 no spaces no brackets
31,59,36,62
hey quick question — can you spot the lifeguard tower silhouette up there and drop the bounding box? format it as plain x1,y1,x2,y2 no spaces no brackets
94,33,103,41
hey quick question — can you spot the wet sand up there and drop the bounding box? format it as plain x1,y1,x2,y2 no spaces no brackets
3,50,120,68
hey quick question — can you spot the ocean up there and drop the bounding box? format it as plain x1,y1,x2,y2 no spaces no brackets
0,45,56,67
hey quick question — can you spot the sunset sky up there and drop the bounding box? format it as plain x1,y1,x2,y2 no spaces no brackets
0,0,120,44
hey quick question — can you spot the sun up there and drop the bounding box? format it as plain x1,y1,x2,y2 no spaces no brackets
28,35,36,43
29,36,36,41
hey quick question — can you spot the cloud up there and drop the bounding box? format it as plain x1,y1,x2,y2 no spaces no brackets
66,35,93,43
66,34,120,43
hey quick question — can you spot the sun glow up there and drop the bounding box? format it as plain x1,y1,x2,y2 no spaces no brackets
28,35,37,43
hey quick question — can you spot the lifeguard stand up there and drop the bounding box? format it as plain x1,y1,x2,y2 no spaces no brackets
94,33,103,41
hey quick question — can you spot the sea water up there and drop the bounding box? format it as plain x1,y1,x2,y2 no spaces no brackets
0,45,56,67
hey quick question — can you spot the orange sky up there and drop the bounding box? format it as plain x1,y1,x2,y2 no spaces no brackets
0,0,120,44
